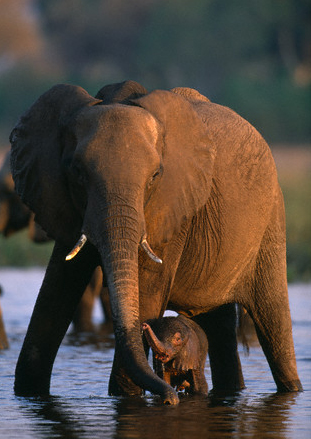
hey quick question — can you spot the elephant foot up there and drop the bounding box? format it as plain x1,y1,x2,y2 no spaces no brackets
108,368,144,396
108,367,180,404
277,379,303,392
14,371,50,397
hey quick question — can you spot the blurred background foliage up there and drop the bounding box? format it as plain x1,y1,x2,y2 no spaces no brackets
1,0,310,144
0,0,310,279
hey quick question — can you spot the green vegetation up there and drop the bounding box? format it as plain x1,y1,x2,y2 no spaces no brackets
273,148,311,281
0,0,310,145
0,230,53,266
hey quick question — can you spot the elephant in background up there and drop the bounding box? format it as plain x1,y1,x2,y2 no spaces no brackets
0,287,8,349
10,80,302,404
0,151,38,240
142,315,208,395
71,266,111,332
0,151,30,349
0,152,111,336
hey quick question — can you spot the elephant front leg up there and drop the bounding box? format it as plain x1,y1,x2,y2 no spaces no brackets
109,330,169,396
108,350,144,396
14,242,99,396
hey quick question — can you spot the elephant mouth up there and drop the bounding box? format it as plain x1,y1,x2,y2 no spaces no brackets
154,352,172,363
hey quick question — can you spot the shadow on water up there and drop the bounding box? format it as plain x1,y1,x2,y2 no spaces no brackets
16,391,301,439
17,397,85,439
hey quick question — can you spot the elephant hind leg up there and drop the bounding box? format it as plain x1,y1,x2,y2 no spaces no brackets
247,213,302,392
193,303,245,393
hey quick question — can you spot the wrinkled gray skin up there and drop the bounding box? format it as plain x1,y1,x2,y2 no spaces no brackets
143,315,208,395
10,80,302,404
0,153,111,335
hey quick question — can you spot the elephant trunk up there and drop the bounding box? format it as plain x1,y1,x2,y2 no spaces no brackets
82,191,179,404
142,323,171,363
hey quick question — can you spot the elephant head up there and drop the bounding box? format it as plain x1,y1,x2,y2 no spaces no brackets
10,80,215,403
143,317,198,370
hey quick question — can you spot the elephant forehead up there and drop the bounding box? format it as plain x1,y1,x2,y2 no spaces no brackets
73,105,162,176
155,318,187,337
75,105,160,147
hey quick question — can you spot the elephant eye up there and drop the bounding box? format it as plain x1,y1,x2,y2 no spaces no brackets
153,169,161,179
147,167,162,189
173,332,183,345
70,162,88,186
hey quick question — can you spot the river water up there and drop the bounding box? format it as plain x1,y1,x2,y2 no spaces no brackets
0,268,310,439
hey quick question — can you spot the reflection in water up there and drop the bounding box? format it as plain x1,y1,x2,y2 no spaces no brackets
114,392,300,439
18,397,127,439
0,270,310,439
19,397,85,439
17,391,300,439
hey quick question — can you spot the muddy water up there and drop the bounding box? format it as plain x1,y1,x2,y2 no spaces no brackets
0,268,310,439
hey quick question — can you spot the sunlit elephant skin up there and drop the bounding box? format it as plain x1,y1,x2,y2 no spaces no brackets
10,80,302,404
0,153,111,333
143,315,208,395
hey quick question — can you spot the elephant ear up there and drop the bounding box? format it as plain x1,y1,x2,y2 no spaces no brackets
95,80,148,104
171,331,201,371
132,90,216,246
10,84,101,244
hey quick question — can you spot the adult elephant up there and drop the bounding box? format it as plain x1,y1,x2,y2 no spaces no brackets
10,80,302,404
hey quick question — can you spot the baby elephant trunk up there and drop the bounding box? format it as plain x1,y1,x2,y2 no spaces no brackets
142,323,171,363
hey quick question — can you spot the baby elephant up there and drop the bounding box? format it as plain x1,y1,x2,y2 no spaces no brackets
142,315,208,395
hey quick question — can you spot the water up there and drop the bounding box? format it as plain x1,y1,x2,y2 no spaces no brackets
0,268,310,439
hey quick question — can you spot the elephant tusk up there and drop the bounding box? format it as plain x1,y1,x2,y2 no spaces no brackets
140,237,162,264
65,234,87,261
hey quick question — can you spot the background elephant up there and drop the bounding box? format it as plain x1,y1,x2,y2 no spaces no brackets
10,80,302,404
71,267,111,332
0,152,111,335
142,315,208,395
0,151,30,349
0,152,35,239
0,287,8,349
